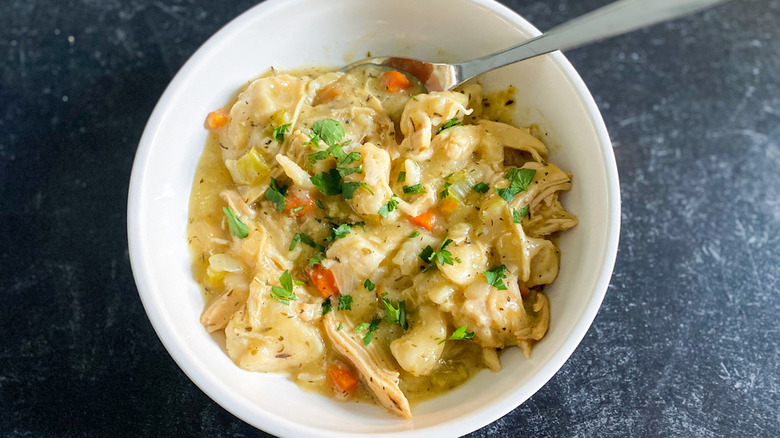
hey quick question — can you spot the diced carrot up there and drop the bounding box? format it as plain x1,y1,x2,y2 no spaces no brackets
519,285,531,299
284,189,316,217
327,366,359,393
439,198,459,215
386,58,434,83
205,110,229,130
408,209,436,231
381,70,412,93
307,265,339,298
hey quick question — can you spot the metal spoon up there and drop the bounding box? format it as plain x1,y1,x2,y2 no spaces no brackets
343,0,730,92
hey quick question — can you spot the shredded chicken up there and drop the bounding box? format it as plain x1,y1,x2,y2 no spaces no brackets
323,313,411,418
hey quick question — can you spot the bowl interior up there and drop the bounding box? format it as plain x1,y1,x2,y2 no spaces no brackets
128,0,619,436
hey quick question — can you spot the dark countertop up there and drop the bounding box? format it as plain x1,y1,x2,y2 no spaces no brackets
1,0,778,436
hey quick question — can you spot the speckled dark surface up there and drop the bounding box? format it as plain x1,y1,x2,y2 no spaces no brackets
1,0,778,436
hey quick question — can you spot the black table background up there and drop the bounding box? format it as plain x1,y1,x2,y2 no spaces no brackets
2,0,778,436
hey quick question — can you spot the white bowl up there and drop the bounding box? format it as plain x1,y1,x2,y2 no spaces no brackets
127,0,620,436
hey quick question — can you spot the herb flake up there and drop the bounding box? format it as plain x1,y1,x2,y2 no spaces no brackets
439,325,475,344
270,270,297,305
222,206,248,239
265,177,288,211
436,118,462,134
484,265,508,290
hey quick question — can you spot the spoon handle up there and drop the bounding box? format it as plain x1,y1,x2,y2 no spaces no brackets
458,0,729,82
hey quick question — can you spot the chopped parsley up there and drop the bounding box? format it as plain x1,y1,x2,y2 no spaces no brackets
337,165,362,177
382,299,408,330
495,168,536,203
304,133,321,148
439,325,475,344
519,205,530,218
308,252,325,270
484,265,508,290
310,169,342,196
272,123,290,143
419,237,461,272
362,318,382,345
341,181,372,199
339,151,361,168
397,171,406,183
270,270,297,305
321,298,333,316
265,177,288,211
436,118,462,134
311,119,345,148
314,199,324,209
337,295,353,311
337,322,343,331
222,206,248,239
408,230,420,238
472,182,489,193
440,181,452,198
402,184,426,197
289,233,325,252
364,279,375,292
354,322,369,333
327,223,353,241
512,209,522,223
378,198,399,218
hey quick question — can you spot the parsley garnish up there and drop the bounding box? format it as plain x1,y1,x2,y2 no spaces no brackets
222,206,248,239
322,298,333,316
513,206,530,223
341,181,372,199
402,184,426,197
308,252,325,270
364,279,375,292
272,123,290,143
495,168,536,203
378,198,399,218
311,169,343,196
339,151,361,168
382,299,408,330
327,223,352,241
337,295,353,311
484,265,508,290
337,322,343,331
363,318,382,345
439,325,475,344
290,233,325,252
265,177,288,211
519,205,530,218
304,133,321,148
472,182,489,193
354,322,369,333
270,270,297,305
408,230,420,238
440,181,452,198
419,238,461,272
397,171,406,183
314,199,324,209
311,119,345,148
338,165,362,177
436,118,462,134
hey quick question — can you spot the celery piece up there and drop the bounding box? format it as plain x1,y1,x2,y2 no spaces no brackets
232,148,269,185
445,170,476,205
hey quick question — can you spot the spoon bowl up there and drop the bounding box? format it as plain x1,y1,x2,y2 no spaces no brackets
343,0,729,91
